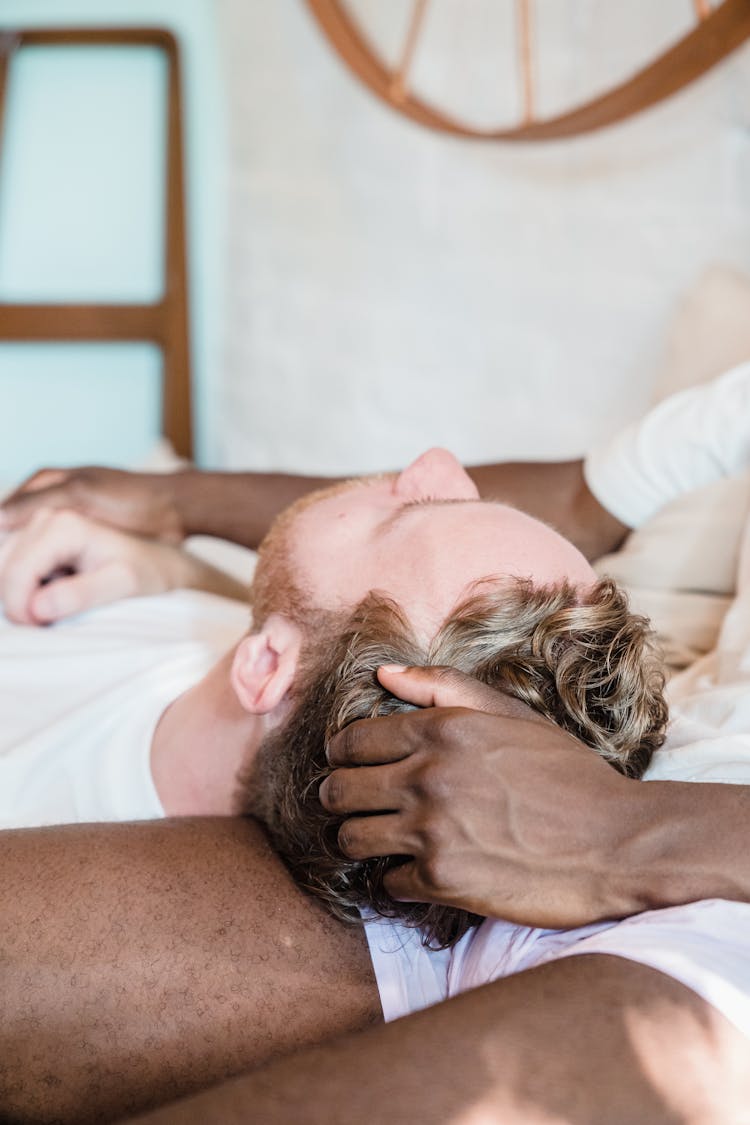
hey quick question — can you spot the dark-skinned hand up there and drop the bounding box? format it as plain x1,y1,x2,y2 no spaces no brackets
0,466,184,542
321,666,648,929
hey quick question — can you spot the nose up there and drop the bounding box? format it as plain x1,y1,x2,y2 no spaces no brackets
393,448,479,503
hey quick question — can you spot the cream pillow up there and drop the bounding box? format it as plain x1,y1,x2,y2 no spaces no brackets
596,264,750,668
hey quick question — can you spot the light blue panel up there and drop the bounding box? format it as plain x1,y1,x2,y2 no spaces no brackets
0,0,225,464
0,46,166,301
0,343,162,483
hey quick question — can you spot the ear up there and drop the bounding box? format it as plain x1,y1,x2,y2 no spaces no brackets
394,448,479,502
230,614,303,715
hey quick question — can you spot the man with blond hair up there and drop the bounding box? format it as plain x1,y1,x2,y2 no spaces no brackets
3,366,750,1121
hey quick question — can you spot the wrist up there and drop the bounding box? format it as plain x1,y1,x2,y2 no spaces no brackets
605,779,739,916
570,467,629,561
166,469,205,538
596,778,673,918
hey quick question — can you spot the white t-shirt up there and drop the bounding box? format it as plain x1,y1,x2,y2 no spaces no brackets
0,590,248,828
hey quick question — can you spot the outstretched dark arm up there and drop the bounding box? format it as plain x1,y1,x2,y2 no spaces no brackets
0,459,627,559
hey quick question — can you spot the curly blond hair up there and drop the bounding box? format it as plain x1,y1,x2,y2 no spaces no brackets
246,577,667,948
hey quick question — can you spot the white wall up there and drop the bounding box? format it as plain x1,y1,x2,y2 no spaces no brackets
216,0,750,473
2,2,748,477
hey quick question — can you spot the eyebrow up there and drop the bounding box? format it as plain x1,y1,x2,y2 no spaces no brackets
379,496,482,535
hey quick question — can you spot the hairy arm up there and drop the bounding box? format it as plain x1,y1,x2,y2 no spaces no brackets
0,818,379,1124
127,954,750,1125
0,461,625,559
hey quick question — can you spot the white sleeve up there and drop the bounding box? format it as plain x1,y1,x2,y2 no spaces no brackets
584,361,750,529
556,899,750,1041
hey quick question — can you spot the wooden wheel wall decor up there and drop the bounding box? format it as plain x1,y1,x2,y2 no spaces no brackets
305,0,750,140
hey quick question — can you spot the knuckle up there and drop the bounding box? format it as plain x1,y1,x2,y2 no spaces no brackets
27,466,57,486
416,850,452,893
424,707,462,746
319,772,345,813
412,758,451,802
336,819,361,858
329,721,364,766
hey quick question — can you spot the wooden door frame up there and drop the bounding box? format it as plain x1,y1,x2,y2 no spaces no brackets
0,27,192,458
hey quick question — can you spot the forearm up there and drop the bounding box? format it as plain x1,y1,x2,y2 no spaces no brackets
0,462,626,558
467,459,628,561
169,470,342,548
128,955,748,1125
619,780,750,912
171,462,628,559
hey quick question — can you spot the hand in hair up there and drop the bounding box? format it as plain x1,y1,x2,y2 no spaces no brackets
253,580,666,944
323,664,658,930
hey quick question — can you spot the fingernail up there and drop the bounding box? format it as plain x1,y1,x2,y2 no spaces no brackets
379,664,407,673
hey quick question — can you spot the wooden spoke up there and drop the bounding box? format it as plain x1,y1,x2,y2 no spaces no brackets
390,0,430,104
306,0,750,140
516,0,535,125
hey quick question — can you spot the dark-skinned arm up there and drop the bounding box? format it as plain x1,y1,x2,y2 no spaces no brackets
467,458,627,561
321,667,750,929
127,955,750,1125
0,460,627,558
0,817,379,1125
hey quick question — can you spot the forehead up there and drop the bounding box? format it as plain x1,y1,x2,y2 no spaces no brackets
283,478,595,638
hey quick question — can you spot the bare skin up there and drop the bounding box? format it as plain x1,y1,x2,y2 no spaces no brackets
0,507,248,625
0,459,627,562
127,955,750,1125
0,817,379,1124
323,667,750,928
1,467,750,1121
3,462,750,933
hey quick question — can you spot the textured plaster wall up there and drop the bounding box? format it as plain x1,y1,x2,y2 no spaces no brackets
215,0,750,474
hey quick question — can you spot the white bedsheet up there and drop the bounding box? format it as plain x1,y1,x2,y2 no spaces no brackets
647,502,750,785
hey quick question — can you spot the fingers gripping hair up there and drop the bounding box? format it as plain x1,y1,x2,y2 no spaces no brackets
248,578,667,949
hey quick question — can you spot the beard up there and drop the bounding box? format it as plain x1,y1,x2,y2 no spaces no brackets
237,592,483,950
249,477,379,632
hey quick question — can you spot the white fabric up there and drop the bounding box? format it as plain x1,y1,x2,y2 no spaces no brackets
364,501,750,1035
584,360,750,530
366,900,750,1044
0,590,248,828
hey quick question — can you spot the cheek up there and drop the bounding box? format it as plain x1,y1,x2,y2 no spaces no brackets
288,511,382,607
